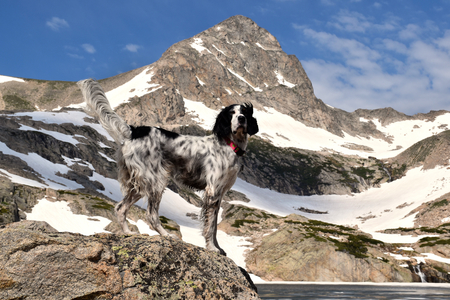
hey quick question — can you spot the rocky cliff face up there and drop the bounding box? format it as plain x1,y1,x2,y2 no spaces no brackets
390,130,450,171
218,208,416,282
0,221,259,300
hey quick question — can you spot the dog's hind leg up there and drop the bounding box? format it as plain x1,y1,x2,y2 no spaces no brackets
115,190,141,234
146,191,180,239
201,194,226,256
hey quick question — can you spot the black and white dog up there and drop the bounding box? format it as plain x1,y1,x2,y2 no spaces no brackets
78,79,258,255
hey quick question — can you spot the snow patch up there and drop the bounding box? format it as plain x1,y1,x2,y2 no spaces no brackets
256,43,266,50
196,76,205,86
105,67,161,109
190,38,212,54
0,75,25,84
227,68,262,92
274,71,296,88
212,44,226,56
26,198,111,235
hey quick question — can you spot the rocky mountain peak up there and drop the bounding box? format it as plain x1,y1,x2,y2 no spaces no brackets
205,15,282,50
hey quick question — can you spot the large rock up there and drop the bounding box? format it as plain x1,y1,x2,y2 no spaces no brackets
0,221,259,299
244,215,414,282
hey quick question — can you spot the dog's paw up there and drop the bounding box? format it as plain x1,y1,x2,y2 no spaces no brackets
206,244,227,256
168,233,180,240
123,230,138,235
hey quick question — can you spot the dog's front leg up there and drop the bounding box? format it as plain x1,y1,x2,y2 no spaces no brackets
116,190,141,234
146,192,180,239
202,194,226,256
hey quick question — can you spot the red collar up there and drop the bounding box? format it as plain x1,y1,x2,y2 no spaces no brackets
224,137,246,156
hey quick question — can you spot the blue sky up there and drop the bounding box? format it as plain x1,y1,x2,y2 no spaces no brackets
1,0,450,115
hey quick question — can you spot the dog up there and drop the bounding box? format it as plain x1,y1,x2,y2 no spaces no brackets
77,79,258,255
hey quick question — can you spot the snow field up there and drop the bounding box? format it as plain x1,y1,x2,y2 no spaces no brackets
183,99,450,159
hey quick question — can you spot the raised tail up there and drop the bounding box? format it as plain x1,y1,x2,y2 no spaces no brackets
77,79,131,144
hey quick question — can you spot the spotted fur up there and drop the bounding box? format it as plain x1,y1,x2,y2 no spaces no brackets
77,79,258,255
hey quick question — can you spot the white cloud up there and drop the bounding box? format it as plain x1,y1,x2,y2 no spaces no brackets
328,10,397,33
82,44,96,54
46,17,69,31
295,22,450,115
436,30,450,51
328,10,371,33
399,24,421,40
124,44,142,53
67,53,84,59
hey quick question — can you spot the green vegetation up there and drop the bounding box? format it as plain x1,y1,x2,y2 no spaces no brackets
331,235,369,258
92,198,115,210
231,219,259,228
159,216,179,231
351,166,375,180
0,203,10,215
419,236,450,247
24,78,75,90
430,199,449,210
58,190,79,196
3,94,35,110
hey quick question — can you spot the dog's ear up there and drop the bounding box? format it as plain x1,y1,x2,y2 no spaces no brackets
247,116,259,136
243,103,259,136
213,106,232,138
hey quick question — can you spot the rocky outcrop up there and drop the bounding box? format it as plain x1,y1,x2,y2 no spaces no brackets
0,79,80,111
0,112,117,195
0,221,259,300
391,130,450,170
241,137,390,195
0,177,45,225
238,214,414,282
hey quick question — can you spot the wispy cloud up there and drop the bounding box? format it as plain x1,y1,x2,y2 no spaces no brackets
82,44,96,54
46,17,69,31
67,53,84,59
294,19,450,114
124,44,142,53
328,10,398,33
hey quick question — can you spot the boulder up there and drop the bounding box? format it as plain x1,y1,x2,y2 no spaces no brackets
0,220,259,299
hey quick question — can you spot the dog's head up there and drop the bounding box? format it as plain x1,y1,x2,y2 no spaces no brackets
213,103,259,140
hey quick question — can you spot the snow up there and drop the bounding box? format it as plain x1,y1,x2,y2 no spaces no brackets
274,71,296,88
18,124,83,145
6,110,115,142
0,141,84,190
212,44,226,56
422,253,450,264
183,99,450,159
105,67,161,109
190,38,212,54
195,76,205,86
227,68,263,92
0,75,25,84
256,43,266,50
0,169,47,189
26,197,111,235
229,165,450,243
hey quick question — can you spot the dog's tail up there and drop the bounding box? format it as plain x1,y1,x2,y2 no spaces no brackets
77,79,132,144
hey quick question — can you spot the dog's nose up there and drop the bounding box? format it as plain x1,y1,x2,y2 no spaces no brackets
238,115,246,124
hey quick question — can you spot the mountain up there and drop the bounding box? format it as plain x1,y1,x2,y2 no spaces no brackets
2,15,450,284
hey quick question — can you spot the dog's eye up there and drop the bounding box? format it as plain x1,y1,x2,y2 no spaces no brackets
230,111,235,115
